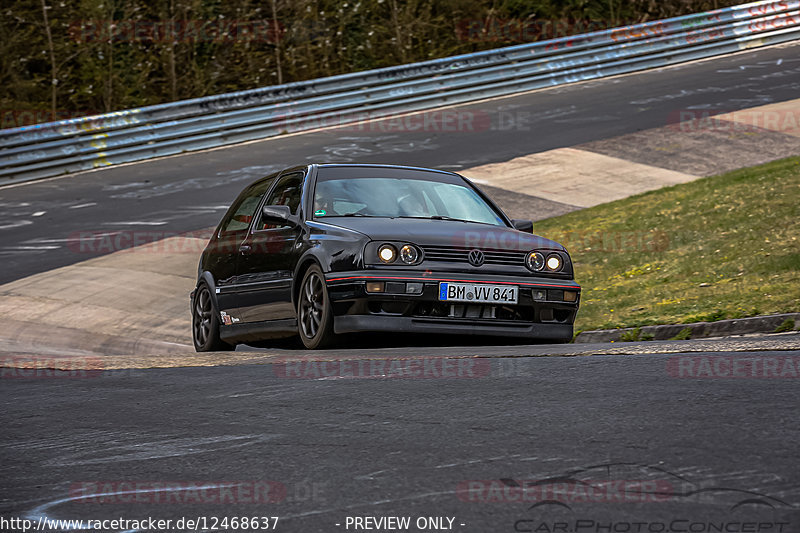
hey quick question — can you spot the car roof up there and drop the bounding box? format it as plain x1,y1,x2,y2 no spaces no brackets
316,163,459,176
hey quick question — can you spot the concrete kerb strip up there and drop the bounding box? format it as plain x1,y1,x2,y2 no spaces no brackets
1,335,799,373
0,234,205,355
463,98,800,205
576,313,800,343
463,148,700,207
576,111,800,178
715,99,800,138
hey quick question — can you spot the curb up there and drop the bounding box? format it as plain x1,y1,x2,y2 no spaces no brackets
575,313,800,343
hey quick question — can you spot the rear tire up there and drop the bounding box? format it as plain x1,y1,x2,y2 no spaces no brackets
192,283,235,352
297,265,336,349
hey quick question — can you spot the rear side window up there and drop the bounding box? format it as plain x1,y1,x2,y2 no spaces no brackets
219,177,276,234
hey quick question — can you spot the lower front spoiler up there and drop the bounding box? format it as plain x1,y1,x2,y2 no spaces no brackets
334,315,573,341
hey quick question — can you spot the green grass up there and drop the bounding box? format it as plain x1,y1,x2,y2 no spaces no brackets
619,326,654,342
775,318,796,333
670,328,693,341
533,156,800,332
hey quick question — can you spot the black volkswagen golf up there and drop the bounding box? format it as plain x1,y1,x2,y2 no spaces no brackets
191,164,580,350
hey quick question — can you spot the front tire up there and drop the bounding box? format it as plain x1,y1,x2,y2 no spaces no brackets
297,265,335,349
192,283,235,352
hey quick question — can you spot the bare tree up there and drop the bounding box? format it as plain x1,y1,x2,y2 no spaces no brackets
168,0,178,101
271,0,283,84
40,0,57,120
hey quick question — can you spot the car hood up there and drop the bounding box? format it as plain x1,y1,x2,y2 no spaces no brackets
318,217,565,252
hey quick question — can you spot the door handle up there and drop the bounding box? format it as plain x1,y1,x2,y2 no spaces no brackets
239,244,252,254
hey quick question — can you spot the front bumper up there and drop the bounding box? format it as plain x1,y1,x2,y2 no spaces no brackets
325,270,580,340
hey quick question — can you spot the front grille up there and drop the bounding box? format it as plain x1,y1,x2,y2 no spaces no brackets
411,302,533,322
421,245,525,266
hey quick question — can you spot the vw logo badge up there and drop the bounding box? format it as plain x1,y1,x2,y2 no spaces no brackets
468,249,485,267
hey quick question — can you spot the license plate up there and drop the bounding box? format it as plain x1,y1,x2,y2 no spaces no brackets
438,282,518,304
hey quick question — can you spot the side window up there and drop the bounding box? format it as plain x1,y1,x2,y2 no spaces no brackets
257,172,304,230
219,177,276,234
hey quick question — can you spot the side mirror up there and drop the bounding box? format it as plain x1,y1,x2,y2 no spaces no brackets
511,219,533,233
261,204,295,225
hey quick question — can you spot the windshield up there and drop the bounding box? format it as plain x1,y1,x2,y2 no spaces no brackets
312,177,506,226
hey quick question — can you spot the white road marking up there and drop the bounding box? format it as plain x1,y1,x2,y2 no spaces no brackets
2,245,61,250
22,238,73,243
69,202,97,209
101,181,149,190
0,220,33,230
45,434,277,467
32,211,46,217
79,231,121,237
24,232,121,243
0,250,47,255
103,221,168,226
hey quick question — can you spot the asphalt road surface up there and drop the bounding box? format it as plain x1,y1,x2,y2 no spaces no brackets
2,346,799,531
2,42,799,533
1,43,799,284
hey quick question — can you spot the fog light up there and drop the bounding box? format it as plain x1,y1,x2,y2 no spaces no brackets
406,282,424,294
533,289,546,301
564,291,577,302
378,244,397,263
547,290,563,301
366,282,385,293
546,254,563,272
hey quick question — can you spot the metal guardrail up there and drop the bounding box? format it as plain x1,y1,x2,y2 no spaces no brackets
2,0,799,184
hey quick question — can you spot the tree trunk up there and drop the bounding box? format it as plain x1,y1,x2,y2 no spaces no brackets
271,0,283,84
40,0,57,120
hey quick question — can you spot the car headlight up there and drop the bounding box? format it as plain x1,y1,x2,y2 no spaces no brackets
546,253,563,272
378,244,397,263
526,251,545,272
400,244,420,264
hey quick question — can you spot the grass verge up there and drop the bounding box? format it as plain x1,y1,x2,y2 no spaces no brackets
533,156,800,332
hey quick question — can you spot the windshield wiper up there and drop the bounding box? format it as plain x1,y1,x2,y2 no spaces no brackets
399,215,471,223
398,215,504,227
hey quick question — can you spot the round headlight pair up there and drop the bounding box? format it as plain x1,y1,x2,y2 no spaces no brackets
526,251,563,272
379,244,419,264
